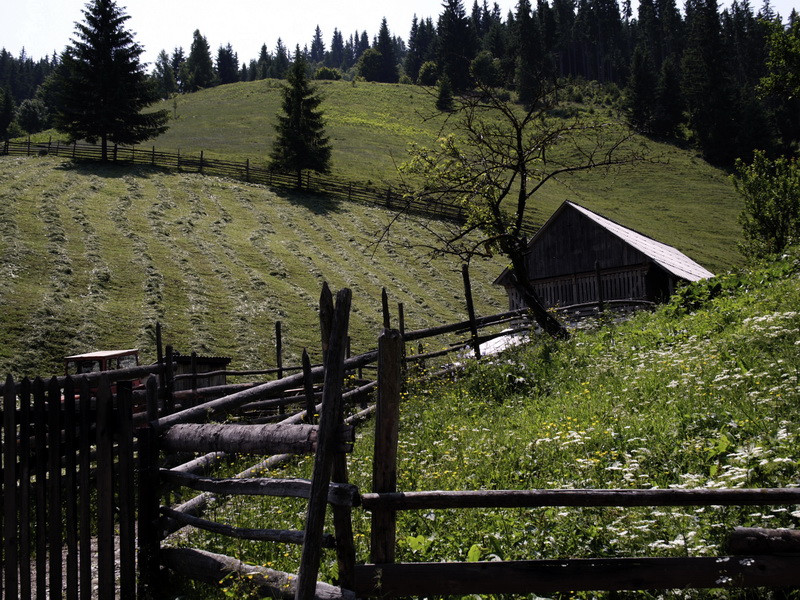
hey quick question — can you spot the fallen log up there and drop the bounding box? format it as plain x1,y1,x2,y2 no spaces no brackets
160,547,354,600
160,423,354,455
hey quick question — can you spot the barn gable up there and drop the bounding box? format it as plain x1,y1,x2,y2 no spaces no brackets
495,201,714,313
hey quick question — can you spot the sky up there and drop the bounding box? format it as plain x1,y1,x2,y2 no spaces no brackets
2,0,799,68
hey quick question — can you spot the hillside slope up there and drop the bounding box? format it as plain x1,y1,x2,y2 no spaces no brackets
0,156,507,377
148,79,743,272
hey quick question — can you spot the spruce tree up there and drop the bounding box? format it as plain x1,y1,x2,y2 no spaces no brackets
376,18,399,83
270,48,331,188
438,0,477,92
626,44,657,131
184,30,216,91
310,26,326,63
273,39,290,79
50,0,168,160
0,87,14,141
216,44,239,85
153,49,177,99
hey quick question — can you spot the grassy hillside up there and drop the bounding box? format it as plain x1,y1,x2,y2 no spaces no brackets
0,156,507,377
147,79,743,272
174,249,800,599
26,79,742,271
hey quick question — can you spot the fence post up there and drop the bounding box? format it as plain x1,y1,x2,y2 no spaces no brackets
96,375,115,600
302,349,316,424
78,377,92,597
462,263,482,359
27,135,31,155
47,376,64,597
164,345,175,414
190,351,198,404
72,141,77,159
4,375,19,599
276,321,283,380
370,328,403,564
595,260,605,313
156,321,164,389
137,377,161,599
152,145,156,166
116,381,136,600
246,158,250,182
276,321,285,415
381,287,391,330
33,378,47,597
199,150,204,174
63,376,78,600
319,282,334,365
113,144,118,162
296,288,352,600
18,378,31,600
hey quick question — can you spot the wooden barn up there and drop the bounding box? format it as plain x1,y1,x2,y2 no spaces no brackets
495,201,714,315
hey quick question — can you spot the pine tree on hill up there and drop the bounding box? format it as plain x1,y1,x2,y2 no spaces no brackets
50,0,168,160
216,43,239,85
311,26,326,63
184,30,216,91
0,87,14,141
270,47,332,188
376,17,399,83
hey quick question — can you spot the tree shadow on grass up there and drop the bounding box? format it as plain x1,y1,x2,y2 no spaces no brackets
272,187,343,216
55,159,171,179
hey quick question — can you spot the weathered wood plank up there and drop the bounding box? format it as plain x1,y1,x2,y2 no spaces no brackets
727,527,800,555
33,378,47,600
62,377,78,600
95,375,115,600
370,329,403,565
18,378,32,600
116,382,136,600
296,288,352,600
161,470,359,506
3,375,18,598
47,377,63,600
160,507,336,546
360,488,800,510
353,556,800,596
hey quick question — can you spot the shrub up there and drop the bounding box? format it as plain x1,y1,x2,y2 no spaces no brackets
313,66,342,80
417,61,439,86
734,150,800,258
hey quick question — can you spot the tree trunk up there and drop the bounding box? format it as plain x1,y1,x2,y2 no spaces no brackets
296,169,303,189
506,242,569,340
101,134,108,162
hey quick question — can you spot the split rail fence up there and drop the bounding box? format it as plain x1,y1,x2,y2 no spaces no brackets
1,139,541,232
2,277,800,599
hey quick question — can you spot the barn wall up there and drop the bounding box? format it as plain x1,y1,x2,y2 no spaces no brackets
525,207,650,281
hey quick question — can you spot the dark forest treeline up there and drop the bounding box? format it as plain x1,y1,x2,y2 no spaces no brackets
2,0,799,166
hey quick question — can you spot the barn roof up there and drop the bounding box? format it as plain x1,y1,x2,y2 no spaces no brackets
495,201,714,284
566,202,714,281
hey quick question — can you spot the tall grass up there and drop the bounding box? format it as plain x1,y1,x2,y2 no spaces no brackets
172,249,800,599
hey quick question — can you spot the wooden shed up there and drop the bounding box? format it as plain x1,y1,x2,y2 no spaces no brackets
172,352,231,391
494,201,714,315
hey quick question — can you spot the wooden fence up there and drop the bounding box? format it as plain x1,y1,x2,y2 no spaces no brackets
0,139,540,233
3,277,799,599
0,373,151,600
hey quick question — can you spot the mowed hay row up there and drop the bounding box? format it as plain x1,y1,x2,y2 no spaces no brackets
0,157,506,377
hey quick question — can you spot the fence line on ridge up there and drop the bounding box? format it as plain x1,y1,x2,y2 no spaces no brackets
1,139,541,233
